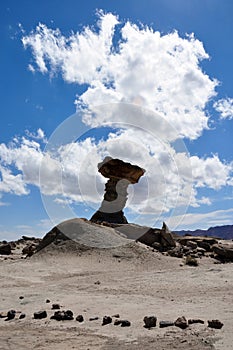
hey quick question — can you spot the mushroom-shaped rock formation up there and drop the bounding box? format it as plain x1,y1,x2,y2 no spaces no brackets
90,157,145,224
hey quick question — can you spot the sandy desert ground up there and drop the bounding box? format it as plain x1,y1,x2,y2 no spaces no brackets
0,235,232,350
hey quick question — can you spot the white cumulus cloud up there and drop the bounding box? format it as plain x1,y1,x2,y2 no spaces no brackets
214,98,233,119
22,11,218,140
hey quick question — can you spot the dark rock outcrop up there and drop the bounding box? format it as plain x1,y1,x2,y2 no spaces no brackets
138,222,175,249
212,243,233,261
0,243,11,255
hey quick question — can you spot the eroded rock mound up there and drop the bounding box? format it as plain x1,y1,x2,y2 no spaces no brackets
35,218,131,253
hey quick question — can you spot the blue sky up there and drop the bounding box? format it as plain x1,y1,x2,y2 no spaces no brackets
1,0,233,239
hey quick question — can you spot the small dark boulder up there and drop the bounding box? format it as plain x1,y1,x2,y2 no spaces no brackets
188,319,204,325
208,319,224,329
5,310,16,321
174,316,188,329
89,316,99,321
34,310,47,319
76,314,84,322
52,303,61,310
19,313,26,319
114,319,122,325
159,321,174,328
143,316,157,328
114,319,131,327
121,320,131,327
102,316,112,325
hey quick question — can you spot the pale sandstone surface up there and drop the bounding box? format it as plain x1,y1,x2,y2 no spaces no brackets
0,241,232,350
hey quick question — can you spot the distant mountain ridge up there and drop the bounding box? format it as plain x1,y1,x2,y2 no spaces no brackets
174,225,233,240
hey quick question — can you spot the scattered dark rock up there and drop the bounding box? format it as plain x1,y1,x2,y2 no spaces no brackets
208,319,224,329
114,319,131,327
94,280,101,285
46,299,50,303
34,310,47,319
121,320,131,327
177,236,218,248
5,310,16,321
112,314,120,318
52,303,61,310
174,316,188,329
143,316,157,328
0,243,11,255
188,319,205,325
167,244,184,258
19,313,26,319
89,316,99,321
212,243,233,261
159,321,174,328
114,319,122,325
102,316,112,325
76,314,84,322
19,296,24,300
50,310,73,321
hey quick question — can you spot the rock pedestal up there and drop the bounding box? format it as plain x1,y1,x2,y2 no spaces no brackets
90,157,145,224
